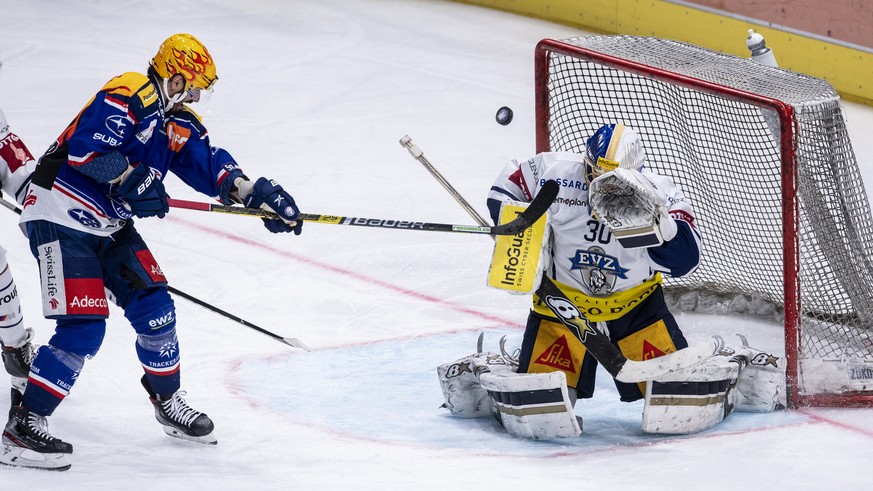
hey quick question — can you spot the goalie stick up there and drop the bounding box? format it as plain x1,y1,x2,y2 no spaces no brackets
536,276,721,383
168,179,558,236
0,195,308,350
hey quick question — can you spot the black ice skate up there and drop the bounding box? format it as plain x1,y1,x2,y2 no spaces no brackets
0,405,73,471
2,327,36,379
141,376,217,445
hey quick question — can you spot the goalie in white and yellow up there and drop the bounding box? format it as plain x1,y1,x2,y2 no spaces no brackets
437,123,783,439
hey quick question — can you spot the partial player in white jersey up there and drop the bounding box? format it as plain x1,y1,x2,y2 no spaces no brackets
438,124,783,439
0,106,38,395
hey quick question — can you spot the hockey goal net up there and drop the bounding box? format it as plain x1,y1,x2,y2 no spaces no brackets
535,35,873,408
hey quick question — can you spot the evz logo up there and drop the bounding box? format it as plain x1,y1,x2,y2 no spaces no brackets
569,247,630,294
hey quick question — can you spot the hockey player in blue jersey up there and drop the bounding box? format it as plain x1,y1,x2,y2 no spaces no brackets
1,33,302,471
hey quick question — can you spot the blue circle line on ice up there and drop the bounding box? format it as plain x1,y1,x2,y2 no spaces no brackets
229,327,813,458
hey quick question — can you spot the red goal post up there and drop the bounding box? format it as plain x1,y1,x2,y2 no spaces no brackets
534,36,873,408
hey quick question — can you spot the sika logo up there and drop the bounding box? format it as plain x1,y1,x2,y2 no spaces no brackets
642,340,666,360
535,335,577,371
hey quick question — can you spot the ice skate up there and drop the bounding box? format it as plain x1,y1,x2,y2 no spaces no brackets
0,405,73,471
2,327,36,379
141,376,217,445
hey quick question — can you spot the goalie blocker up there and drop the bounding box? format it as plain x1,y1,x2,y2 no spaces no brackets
438,336,783,439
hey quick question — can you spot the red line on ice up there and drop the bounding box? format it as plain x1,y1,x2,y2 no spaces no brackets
166,215,524,329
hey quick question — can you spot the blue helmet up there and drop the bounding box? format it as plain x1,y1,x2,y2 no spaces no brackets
583,123,646,183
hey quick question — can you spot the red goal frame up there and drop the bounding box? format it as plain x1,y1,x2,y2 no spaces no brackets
534,38,873,408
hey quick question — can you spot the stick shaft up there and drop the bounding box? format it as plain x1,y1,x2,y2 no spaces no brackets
399,135,490,227
167,181,559,237
0,196,308,350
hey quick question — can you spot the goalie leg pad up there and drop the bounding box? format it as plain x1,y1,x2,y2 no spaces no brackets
733,347,785,412
478,366,581,439
437,353,496,418
641,352,740,434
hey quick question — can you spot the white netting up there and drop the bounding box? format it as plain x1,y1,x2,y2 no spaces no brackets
540,35,873,403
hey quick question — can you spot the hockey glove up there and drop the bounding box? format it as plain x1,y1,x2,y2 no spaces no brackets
243,177,303,234
589,168,676,248
117,164,170,219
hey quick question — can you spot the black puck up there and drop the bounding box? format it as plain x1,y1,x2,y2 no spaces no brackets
495,106,513,126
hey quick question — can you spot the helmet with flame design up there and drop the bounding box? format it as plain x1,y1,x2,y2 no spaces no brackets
150,34,218,107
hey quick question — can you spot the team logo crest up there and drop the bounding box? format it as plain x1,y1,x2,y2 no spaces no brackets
158,341,178,359
105,115,129,138
68,208,101,228
543,295,598,343
569,246,629,294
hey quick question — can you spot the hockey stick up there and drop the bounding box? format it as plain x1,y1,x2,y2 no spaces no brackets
399,135,491,227
0,195,308,350
167,179,558,236
536,276,721,383
166,287,309,350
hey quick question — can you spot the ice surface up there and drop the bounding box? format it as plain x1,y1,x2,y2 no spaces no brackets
1,0,872,489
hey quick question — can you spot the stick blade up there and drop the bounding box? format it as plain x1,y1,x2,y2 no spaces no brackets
614,337,723,383
281,337,311,351
491,179,559,236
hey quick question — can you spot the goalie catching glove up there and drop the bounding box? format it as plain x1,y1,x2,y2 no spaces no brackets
589,168,677,248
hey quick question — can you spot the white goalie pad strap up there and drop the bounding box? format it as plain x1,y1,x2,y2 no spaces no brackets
641,353,741,434
478,366,581,439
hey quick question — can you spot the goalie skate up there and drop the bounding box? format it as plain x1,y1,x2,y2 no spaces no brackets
141,376,217,445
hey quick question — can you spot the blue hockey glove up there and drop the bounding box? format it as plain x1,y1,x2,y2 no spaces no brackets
117,164,169,218
243,177,302,234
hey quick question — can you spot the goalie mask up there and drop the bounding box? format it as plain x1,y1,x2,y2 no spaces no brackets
583,123,647,184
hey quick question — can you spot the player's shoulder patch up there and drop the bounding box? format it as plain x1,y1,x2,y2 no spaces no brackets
100,72,158,110
165,108,207,152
